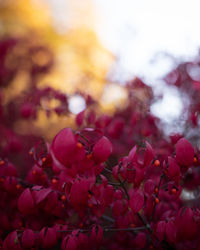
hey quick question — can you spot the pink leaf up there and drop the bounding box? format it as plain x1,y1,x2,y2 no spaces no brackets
129,190,144,213
93,136,112,163
33,188,52,204
18,188,35,215
176,138,194,167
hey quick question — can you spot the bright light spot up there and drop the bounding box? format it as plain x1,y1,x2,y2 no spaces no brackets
181,189,195,201
101,84,127,105
68,95,86,114
151,86,183,123
187,63,200,81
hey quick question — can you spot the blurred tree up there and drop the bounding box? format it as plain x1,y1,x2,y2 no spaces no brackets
0,0,116,139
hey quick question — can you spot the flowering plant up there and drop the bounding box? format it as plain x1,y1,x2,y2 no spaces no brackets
0,37,200,249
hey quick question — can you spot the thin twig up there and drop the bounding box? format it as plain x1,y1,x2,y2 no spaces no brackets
119,180,130,200
104,167,113,174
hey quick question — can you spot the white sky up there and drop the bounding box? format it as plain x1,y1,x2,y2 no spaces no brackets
47,0,200,81
94,0,200,125
47,0,200,124
94,0,200,80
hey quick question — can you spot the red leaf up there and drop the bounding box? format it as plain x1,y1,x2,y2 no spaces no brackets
176,138,194,167
93,136,112,163
129,190,144,213
51,128,76,166
33,188,52,204
21,229,35,249
18,188,35,215
156,221,166,241
135,232,146,248
166,221,176,243
76,110,85,126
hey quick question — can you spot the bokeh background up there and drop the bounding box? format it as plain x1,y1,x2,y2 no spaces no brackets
1,0,200,137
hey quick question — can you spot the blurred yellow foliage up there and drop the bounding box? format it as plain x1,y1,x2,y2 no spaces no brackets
41,28,114,98
0,0,114,96
0,0,52,37
0,0,127,139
